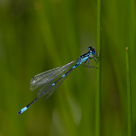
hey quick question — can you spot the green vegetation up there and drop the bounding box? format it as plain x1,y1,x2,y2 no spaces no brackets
0,0,135,136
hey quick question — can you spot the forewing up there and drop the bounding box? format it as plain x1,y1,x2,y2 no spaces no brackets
30,60,77,91
37,65,73,101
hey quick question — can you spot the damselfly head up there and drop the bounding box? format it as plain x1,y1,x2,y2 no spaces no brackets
88,46,96,55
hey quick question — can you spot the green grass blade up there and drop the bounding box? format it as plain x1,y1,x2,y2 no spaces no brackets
95,0,101,135
126,47,132,136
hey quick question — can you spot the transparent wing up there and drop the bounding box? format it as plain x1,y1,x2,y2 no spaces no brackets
30,60,77,91
37,68,73,101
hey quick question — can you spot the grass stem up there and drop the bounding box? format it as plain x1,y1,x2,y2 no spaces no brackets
95,0,101,135
126,47,132,136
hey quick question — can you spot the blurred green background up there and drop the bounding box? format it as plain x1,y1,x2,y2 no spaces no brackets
0,0,135,136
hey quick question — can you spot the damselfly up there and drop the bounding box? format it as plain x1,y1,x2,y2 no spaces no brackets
18,46,100,115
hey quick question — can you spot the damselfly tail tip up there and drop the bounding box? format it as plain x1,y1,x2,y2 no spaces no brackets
17,106,28,115
17,111,22,115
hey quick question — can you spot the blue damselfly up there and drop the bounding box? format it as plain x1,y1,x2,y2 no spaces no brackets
18,47,100,114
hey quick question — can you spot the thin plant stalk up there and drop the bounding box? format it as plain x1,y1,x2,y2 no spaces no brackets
95,0,101,135
126,47,132,136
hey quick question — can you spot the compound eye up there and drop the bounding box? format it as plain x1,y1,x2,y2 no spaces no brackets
92,50,96,55
88,46,92,50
